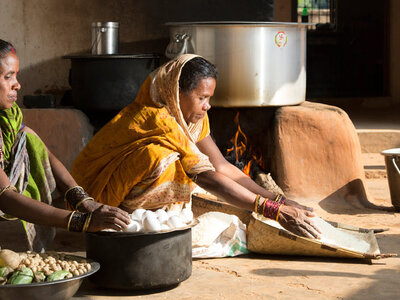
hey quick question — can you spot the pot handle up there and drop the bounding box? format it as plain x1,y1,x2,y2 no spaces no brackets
392,157,400,175
165,33,190,59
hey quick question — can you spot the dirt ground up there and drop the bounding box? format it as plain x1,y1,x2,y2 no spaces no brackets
44,174,398,300
1,154,396,299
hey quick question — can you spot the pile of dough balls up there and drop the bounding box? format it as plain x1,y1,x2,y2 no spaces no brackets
124,208,193,233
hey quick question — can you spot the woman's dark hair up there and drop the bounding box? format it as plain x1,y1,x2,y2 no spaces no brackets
179,57,218,93
0,39,15,59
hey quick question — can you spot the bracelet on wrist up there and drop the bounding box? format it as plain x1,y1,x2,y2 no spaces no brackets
67,211,91,232
262,199,281,220
276,204,283,221
0,185,18,198
254,194,262,214
274,194,286,205
65,186,94,210
75,197,95,210
82,212,93,232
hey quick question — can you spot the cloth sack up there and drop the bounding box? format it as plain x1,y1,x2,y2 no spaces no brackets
192,211,249,258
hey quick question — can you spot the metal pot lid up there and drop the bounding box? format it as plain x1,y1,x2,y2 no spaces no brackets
165,21,313,27
91,22,119,28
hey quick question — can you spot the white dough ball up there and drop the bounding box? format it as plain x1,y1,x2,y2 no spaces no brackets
167,215,186,229
124,220,141,233
180,208,193,223
130,209,146,221
167,210,179,218
143,214,161,232
143,210,156,220
160,224,170,231
155,209,169,224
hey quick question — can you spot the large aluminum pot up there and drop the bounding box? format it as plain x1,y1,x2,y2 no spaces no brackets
165,22,307,107
86,226,192,290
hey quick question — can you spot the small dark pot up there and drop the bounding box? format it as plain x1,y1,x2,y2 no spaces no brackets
86,227,192,290
66,54,160,112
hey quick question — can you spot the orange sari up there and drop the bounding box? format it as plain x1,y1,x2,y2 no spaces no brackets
71,54,215,211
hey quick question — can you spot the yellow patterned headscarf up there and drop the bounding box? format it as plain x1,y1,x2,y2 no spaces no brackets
150,54,203,143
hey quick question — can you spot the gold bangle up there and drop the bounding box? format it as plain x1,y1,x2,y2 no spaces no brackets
276,204,283,221
65,185,83,197
82,212,93,232
254,194,261,213
67,211,76,231
75,197,94,210
262,198,267,215
64,186,84,203
0,185,18,198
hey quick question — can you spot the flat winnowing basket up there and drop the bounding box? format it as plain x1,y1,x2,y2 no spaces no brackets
247,213,392,259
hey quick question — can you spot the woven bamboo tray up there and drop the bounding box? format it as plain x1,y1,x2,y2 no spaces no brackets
247,213,395,259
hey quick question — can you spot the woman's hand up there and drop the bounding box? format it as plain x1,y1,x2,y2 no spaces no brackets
284,198,314,212
87,205,131,232
277,205,321,239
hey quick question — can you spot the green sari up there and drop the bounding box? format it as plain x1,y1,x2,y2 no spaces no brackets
0,103,56,251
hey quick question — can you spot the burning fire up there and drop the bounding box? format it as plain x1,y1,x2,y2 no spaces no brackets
225,112,265,177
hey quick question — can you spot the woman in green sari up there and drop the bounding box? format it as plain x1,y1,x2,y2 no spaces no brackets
0,39,130,251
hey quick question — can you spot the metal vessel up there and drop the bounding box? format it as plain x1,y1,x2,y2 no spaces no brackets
65,54,160,111
381,148,400,211
0,255,99,300
91,22,119,55
166,22,308,107
86,226,193,290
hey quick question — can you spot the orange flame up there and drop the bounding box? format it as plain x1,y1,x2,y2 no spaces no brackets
242,160,252,176
225,112,266,177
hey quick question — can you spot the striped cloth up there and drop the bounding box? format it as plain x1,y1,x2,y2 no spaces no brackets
0,103,56,252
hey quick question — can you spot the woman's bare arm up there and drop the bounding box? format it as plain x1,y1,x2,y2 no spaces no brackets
12,126,131,230
195,135,319,238
196,135,277,199
22,126,107,212
0,168,70,227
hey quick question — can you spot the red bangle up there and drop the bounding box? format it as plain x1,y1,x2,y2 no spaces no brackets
262,200,281,220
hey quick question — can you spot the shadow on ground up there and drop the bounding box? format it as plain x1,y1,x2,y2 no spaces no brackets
319,179,395,215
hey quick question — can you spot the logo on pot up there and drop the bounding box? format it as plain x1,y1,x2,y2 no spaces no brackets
275,31,288,48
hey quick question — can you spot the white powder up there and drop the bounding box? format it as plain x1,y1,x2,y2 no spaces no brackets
311,217,371,253
261,216,372,253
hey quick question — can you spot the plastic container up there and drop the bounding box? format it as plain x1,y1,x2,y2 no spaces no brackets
381,148,400,211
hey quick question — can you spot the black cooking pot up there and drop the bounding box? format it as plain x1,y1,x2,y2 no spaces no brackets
65,54,160,111
85,227,192,290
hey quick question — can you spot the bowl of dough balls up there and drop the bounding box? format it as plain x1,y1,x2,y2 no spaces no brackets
85,207,196,290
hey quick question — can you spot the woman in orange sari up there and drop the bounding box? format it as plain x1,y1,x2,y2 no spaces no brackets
71,54,320,238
